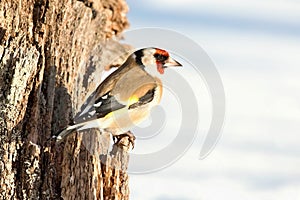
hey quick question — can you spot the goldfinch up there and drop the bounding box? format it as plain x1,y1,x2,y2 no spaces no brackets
55,47,182,144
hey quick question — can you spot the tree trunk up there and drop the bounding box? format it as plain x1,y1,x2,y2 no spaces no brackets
0,0,131,199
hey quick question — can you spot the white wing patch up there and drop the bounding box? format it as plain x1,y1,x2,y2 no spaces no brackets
78,66,118,119
79,105,93,117
88,110,96,116
94,101,102,107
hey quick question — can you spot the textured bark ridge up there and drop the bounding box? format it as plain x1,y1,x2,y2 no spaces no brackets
0,0,132,199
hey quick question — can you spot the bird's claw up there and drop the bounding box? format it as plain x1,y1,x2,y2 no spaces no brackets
113,131,136,150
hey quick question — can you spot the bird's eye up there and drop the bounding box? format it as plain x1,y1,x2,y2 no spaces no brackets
154,53,168,62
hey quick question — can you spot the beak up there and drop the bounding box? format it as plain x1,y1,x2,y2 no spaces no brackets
163,57,182,68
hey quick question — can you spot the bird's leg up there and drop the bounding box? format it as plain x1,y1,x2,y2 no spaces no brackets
126,131,136,149
113,131,136,150
112,135,118,143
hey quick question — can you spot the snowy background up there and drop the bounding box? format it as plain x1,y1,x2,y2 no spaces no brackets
125,0,300,199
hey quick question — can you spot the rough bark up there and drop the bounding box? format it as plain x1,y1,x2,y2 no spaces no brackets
0,0,131,199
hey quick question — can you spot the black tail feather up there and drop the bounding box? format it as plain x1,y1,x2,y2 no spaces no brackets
53,125,77,143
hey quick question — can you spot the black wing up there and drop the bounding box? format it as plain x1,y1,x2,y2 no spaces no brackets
74,88,156,124
94,93,126,118
128,88,155,109
74,92,125,123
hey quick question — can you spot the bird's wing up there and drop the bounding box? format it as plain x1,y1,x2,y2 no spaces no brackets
94,92,126,118
74,56,160,124
74,92,126,123
128,88,156,109
74,82,159,124
74,56,137,123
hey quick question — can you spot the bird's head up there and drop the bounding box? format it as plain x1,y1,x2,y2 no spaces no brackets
134,47,182,76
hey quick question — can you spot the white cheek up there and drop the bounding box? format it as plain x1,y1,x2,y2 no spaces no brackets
141,53,163,77
142,56,156,65
144,63,163,77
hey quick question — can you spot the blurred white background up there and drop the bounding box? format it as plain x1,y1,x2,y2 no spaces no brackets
126,0,300,199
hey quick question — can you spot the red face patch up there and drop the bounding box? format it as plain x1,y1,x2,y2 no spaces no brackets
155,48,169,74
155,49,169,57
156,62,164,74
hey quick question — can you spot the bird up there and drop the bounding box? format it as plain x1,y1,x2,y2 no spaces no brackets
54,47,182,147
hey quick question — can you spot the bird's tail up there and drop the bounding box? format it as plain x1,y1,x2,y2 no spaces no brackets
54,124,82,143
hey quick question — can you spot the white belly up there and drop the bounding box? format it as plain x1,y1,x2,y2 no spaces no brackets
77,105,151,135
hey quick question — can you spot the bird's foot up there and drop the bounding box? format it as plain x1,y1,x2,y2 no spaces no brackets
113,131,136,150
